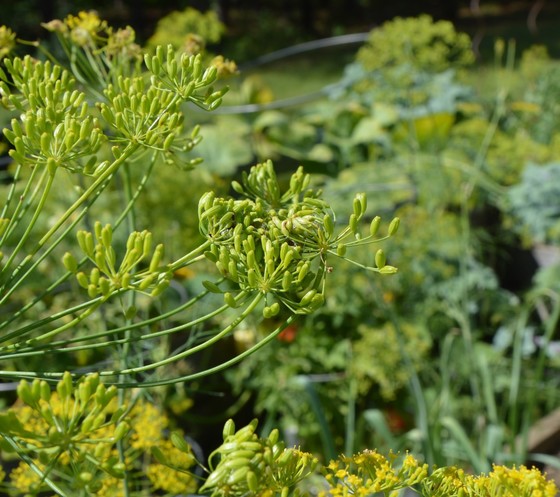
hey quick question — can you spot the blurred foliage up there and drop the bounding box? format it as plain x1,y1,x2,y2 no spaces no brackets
356,15,474,73
146,7,225,53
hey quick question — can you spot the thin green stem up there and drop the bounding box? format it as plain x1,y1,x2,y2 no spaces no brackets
0,285,219,356
0,162,42,248
103,291,260,377
1,170,56,280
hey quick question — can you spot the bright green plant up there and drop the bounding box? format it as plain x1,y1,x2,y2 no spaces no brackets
0,11,403,495
356,15,474,74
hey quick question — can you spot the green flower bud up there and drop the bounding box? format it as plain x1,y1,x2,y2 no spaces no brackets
223,419,236,440
247,268,258,288
202,280,222,293
17,380,35,406
337,244,347,257
297,262,310,283
388,217,400,236
224,292,237,308
263,303,280,319
113,422,130,441
171,431,191,453
299,289,317,307
349,213,358,235
282,271,293,292
323,214,334,237
62,252,78,273
149,244,164,272
246,471,258,492
379,265,398,274
39,381,51,402
375,249,386,269
87,284,98,299
150,279,169,297
370,216,381,236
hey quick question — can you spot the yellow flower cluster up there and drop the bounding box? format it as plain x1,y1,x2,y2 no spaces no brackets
41,10,140,58
0,376,198,496
322,450,428,497
423,464,558,497
146,439,198,494
0,26,16,58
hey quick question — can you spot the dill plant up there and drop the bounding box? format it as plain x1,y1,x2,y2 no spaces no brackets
0,10,399,495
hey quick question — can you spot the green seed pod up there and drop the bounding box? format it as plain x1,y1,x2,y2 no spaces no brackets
224,292,237,308
98,277,111,296
263,303,280,319
337,244,347,257
203,280,222,293
247,268,258,288
39,381,51,402
17,380,35,406
246,471,258,492
231,180,244,194
121,273,131,290
300,289,317,307
113,422,130,441
349,213,358,235
78,381,92,405
101,224,112,248
297,262,310,283
388,217,400,236
150,279,169,297
223,419,236,440
369,216,381,237
76,272,89,289
267,428,279,445
309,293,325,310
228,260,238,281
276,449,294,467
138,274,155,291
227,466,250,485
266,258,275,277
40,131,51,153
375,249,386,269
62,252,78,273
379,265,398,274
204,250,218,263
171,431,191,453
282,271,293,292
87,284,98,299
323,214,334,237
149,244,164,272
163,133,175,151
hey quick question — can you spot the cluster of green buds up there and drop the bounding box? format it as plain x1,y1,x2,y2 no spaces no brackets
0,56,104,173
200,419,318,497
2,373,130,493
199,160,399,317
64,221,171,299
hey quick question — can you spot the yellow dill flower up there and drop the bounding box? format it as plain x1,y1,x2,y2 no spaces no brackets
129,401,168,450
486,465,558,497
65,11,105,34
0,26,16,58
146,440,197,494
9,462,45,494
96,474,125,497
63,11,107,46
